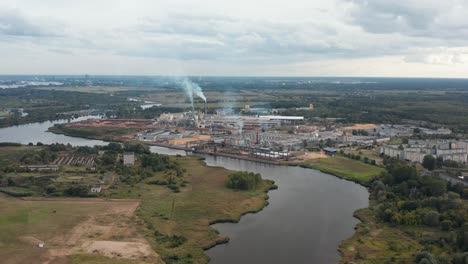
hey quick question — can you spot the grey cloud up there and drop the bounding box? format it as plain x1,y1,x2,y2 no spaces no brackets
346,0,468,39
0,8,59,37
129,14,352,61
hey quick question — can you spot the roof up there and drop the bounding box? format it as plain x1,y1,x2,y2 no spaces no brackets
323,147,338,152
259,115,304,121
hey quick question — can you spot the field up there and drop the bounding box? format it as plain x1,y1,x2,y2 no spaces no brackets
49,125,141,141
0,110,10,117
37,86,138,94
344,147,384,166
0,194,162,264
299,156,385,185
106,156,274,263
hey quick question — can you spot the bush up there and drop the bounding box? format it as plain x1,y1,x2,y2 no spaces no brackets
154,231,187,248
415,251,437,264
167,184,180,192
63,185,89,197
147,180,168,185
440,219,452,231
423,211,440,227
226,171,262,190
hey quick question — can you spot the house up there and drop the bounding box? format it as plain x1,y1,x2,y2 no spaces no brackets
90,184,102,193
123,152,135,166
323,147,338,156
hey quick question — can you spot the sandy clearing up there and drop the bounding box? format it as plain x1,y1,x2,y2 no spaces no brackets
83,240,158,260
343,123,378,131
296,151,328,160
23,198,161,263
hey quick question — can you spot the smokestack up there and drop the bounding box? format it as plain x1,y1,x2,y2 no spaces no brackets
204,101,207,114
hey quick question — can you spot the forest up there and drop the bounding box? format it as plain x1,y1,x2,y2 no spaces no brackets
369,157,468,263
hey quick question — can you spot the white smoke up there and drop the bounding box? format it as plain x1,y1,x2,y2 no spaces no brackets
180,78,206,111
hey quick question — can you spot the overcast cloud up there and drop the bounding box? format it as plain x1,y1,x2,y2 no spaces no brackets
0,0,467,77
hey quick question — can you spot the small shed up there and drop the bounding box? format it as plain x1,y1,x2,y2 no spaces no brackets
90,184,102,193
323,147,338,156
123,152,135,166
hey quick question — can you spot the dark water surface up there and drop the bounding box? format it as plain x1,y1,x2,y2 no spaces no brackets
203,155,369,264
0,116,107,146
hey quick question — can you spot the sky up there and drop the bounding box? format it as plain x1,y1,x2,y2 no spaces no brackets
0,0,468,77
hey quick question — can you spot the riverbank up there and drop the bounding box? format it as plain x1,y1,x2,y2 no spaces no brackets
45,129,383,262
107,156,275,264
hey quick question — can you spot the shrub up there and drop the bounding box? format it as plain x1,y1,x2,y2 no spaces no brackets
147,180,168,185
167,184,180,192
423,211,440,227
440,220,452,231
415,251,437,264
63,185,89,197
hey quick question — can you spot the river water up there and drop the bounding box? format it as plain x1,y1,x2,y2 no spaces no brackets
203,156,368,264
0,116,107,146
0,120,369,263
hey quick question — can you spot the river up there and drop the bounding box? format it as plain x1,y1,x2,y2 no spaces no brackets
0,116,107,146
0,120,369,263
203,155,368,264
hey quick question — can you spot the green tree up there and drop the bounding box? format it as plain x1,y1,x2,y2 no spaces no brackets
422,155,436,171
423,211,440,227
226,171,262,190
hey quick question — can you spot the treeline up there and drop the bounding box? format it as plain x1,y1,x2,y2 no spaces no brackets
0,87,131,127
110,105,184,119
369,157,468,262
340,150,377,165
226,171,262,190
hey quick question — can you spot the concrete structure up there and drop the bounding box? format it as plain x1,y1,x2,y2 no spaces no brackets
259,115,304,121
90,184,102,193
123,152,135,166
19,165,60,172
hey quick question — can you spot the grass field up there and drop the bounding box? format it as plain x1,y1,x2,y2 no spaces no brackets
300,156,385,185
339,208,421,264
37,86,137,94
49,125,141,140
0,195,161,263
106,156,274,263
344,148,384,166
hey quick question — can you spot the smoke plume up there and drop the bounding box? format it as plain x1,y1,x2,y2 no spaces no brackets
180,78,206,111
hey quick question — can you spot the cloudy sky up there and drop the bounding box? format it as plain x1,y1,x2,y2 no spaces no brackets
1,0,468,77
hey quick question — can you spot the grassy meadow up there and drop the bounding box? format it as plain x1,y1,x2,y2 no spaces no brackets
48,125,141,140
300,156,385,185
